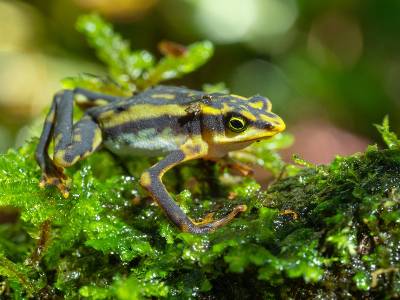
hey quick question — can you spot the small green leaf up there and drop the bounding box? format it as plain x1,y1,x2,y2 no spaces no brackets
326,228,357,263
353,272,371,291
292,154,315,168
0,254,37,297
375,116,400,149
202,82,229,94
145,41,213,87
76,14,154,91
224,245,271,273
79,285,112,299
62,73,131,96
114,275,169,299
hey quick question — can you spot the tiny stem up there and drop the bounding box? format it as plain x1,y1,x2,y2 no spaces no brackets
29,219,51,267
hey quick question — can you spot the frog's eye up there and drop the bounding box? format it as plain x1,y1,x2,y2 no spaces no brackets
228,116,247,133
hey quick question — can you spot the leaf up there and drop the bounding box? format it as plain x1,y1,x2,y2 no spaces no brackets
114,274,169,299
0,254,37,297
75,15,213,93
224,245,272,273
76,14,154,91
144,41,213,87
62,73,131,96
202,82,229,94
375,116,400,149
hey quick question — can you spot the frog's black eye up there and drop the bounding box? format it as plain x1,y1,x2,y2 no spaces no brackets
228,116,247,133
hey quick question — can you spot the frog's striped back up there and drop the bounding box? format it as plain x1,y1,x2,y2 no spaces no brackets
133,85,205,105
86,85,206,117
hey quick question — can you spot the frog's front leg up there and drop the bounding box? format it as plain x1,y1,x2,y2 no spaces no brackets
36,89,110,197
140,143,247,234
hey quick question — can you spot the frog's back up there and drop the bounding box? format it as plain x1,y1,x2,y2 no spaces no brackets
87,85,205,117
87,85,203,157
133,85,205,105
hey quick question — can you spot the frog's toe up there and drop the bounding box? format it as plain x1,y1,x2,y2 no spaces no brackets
39,173,71,198
279,209,299,220
187,204,247,233
220,161,254,177
192,212,215,226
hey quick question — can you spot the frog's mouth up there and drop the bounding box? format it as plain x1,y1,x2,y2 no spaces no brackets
216,129,284,145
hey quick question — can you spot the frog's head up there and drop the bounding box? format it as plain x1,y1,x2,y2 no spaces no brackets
201,94,285,155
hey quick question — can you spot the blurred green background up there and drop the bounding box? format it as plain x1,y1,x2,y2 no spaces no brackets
0,0,399,163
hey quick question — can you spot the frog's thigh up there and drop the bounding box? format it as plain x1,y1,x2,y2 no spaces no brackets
36,89,119,173
53,115,102,167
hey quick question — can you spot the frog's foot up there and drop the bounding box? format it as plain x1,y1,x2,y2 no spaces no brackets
39,167,71,198
192,212,215,226
189,204,247,231
220,160,253,177
279,209,299,220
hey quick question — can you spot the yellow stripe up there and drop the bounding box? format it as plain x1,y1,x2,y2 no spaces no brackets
140,172,152,187
54,134,63,148
201,105,221,116
240,110,257,121
73,134,82,143
53,149,68,166
151,93,176,100
249,101,264,110
92,127,103,150
260,114,276,122
231,94,247,100
100,104,187,128
180,138,208,160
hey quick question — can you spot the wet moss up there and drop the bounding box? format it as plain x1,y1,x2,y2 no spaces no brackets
1,14,399,299
1,139,399,298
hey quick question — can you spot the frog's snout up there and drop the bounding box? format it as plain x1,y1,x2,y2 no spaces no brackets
268,116,286,133
275,119,286,132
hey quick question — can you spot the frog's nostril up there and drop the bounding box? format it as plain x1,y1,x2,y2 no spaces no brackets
266,120,285,132
265,123,274,130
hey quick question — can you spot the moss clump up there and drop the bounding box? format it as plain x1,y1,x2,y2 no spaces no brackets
63,14,214,94
1,14,400,299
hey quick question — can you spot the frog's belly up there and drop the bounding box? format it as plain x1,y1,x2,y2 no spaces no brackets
103,129,186,157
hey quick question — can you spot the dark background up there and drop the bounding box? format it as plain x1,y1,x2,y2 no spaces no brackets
0,0,399,163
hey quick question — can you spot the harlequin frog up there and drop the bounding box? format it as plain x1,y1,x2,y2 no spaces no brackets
36,85,285,234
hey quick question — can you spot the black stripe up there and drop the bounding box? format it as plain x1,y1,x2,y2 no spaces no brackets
102,114,202,138
201,113,224,133
253,121,274,130
87,96,208,118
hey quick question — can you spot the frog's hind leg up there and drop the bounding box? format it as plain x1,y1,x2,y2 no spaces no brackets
53,114,102,169
36,89,112,197
36,99,63,189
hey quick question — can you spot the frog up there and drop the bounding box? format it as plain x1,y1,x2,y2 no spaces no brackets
35,85,285,234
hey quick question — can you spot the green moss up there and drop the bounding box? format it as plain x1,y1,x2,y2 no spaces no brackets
1,14,400,299
63,14,213,94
